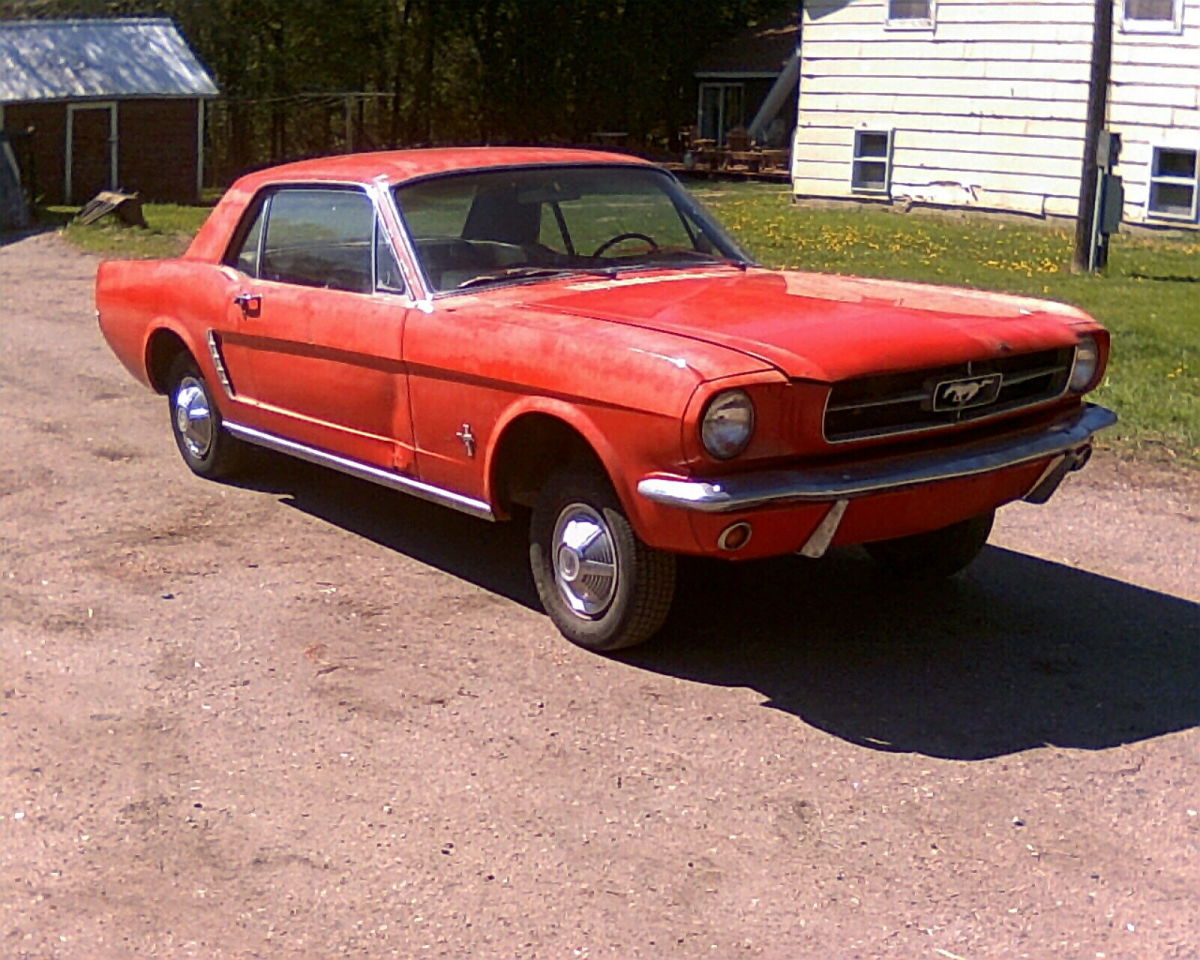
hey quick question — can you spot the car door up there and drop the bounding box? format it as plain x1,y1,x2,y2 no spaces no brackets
222,185,415,472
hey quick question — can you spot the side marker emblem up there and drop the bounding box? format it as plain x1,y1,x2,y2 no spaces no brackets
456,424,476,458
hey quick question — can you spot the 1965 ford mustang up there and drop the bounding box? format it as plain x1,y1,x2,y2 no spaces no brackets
96,148,1116,650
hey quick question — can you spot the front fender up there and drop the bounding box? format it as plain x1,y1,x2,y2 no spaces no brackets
485,395,680,528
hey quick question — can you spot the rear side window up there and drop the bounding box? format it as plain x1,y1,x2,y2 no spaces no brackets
260,189,375,293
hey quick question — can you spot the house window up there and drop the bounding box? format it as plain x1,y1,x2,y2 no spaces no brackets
1121,0,1182,32
886,0,935,28
1147,147,1198,221
852,130,893,195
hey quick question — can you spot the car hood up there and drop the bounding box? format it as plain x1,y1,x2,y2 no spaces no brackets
528,268,1089,382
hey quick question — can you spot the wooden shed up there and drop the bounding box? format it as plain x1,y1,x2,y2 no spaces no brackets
0,18,218,205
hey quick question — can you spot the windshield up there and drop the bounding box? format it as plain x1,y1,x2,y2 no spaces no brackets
392,165,751,294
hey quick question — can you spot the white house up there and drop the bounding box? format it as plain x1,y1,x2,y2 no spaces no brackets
792,0,1200,227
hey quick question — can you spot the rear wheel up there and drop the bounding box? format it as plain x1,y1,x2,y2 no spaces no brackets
530,470,676,651
167,354,245,479
865,510,995,579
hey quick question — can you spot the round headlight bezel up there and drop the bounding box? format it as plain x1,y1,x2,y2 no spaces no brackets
1070,334,1100,392
701,389,755,460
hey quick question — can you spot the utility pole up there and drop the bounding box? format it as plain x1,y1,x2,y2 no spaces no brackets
1072,0,1115,273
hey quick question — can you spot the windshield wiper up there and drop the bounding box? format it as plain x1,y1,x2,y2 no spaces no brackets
454,265,617,290
629,250,753,272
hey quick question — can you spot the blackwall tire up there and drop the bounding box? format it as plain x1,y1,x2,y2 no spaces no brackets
530,470,676,651
865,510,995,579
167,354,245,480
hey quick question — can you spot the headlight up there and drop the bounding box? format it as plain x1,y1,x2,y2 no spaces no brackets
701,389,755,459
1070,335,1100,392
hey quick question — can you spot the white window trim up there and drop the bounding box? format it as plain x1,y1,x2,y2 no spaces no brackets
884,0,936,30
1145,144,1199,222
851,129,894,197
196,99,205,201
1119,0,1184,34
65,101,118,204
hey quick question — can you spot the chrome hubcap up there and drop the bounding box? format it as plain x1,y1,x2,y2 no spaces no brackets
173,377,213,459
552,503,618,619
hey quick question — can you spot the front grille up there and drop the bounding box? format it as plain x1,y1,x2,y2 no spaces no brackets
824,347,1075,443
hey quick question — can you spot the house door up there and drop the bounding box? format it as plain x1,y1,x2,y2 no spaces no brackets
698,83,744,146
67,104,116,204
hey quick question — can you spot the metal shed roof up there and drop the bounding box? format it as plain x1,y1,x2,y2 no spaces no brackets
0,18,218,103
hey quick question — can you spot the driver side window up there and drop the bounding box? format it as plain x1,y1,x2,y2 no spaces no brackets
226,187,405,295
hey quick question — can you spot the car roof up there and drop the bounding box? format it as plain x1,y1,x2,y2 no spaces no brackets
234,147,657,190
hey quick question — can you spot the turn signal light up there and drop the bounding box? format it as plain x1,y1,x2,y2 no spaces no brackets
717,522,753,551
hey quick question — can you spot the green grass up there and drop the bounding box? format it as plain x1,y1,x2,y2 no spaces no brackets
49,184,1199,463
41,203,211,259
698,183,1199,464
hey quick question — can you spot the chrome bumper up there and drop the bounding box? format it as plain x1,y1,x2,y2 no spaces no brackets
637,403,1117,514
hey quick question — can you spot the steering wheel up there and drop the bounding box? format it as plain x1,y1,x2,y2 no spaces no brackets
591,232,660,257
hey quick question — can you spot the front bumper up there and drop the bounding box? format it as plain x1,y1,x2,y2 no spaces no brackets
637,403,1117,514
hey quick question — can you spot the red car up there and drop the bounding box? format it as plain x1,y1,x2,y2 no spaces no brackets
96,148,1115,650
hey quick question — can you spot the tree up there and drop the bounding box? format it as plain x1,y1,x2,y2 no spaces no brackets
1,0,794,173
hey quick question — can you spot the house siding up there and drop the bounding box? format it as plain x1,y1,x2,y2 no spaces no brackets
1108,1,1200,220
794,0,1200,226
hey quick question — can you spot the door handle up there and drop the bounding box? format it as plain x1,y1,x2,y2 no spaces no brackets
233,292,262,315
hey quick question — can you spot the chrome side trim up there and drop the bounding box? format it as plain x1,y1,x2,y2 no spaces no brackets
637,403,1117,514
206,330,234,398
798,499,848,559
223,422,496,522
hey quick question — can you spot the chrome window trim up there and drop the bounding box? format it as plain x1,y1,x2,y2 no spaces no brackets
222,178,424,305
223,421,495,521
387,163,753,300
638,403,1117,514
369,177,431,301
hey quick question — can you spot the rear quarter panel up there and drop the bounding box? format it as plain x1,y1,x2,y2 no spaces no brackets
96,258,235,395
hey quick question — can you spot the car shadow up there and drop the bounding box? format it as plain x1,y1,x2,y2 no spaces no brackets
635,549,1200,760
230,450,539,607
233,452,1200,762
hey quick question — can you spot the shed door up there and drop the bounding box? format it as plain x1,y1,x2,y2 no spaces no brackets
68,105,115,204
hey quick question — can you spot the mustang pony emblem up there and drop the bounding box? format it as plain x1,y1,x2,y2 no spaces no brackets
933,373,1003,411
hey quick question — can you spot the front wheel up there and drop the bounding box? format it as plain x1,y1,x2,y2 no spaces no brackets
530,470,676,651
864,510,995,579
167,354,246,479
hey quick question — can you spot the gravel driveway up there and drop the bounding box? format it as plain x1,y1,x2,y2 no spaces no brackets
1,231,1197,959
